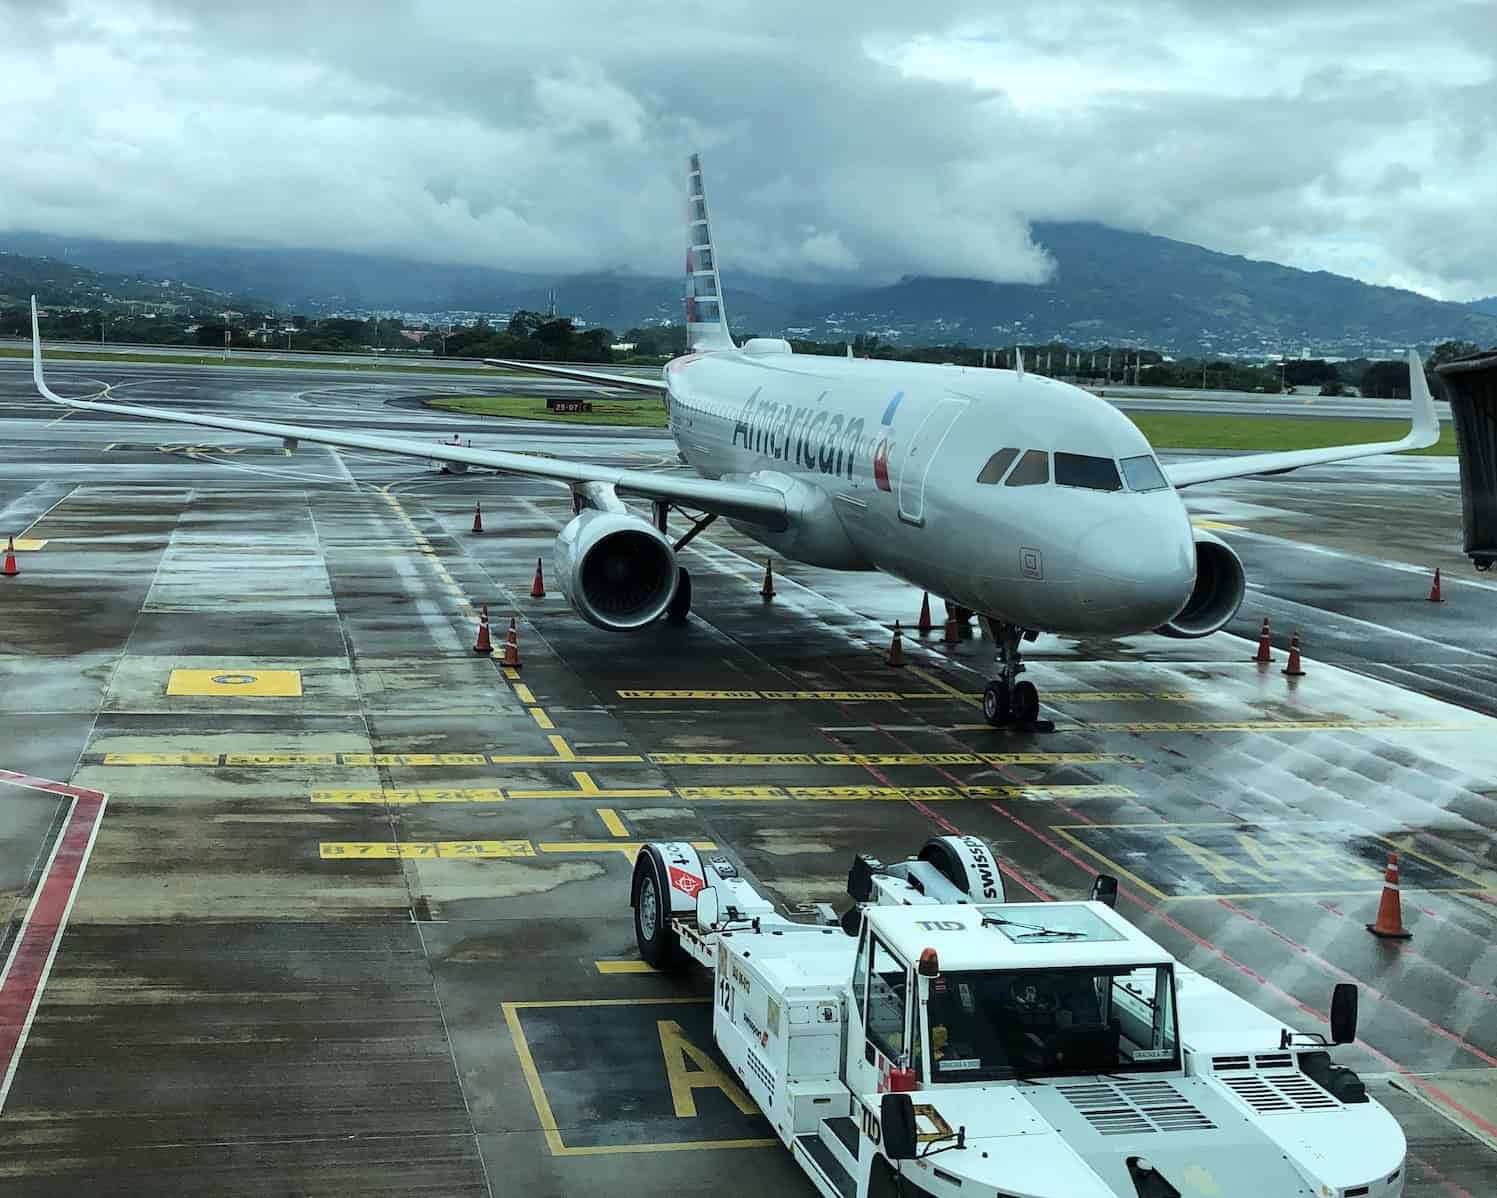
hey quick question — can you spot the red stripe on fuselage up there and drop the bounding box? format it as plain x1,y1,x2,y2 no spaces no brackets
0,770,108,1110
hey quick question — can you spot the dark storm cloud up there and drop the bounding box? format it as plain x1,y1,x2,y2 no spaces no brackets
2,0,1494,297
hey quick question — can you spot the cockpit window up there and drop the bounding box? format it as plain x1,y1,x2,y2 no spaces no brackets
976,448,1019,485
1004,450,1049,487
1054,453,1122,492
1121,454,1168,492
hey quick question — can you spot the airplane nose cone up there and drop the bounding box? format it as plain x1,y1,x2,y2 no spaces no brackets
1072,517,1196,630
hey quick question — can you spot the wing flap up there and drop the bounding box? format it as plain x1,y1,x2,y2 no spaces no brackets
1163,351,1440,488
30,299,784,527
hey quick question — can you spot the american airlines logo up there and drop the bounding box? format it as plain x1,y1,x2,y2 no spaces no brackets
872,391,903,492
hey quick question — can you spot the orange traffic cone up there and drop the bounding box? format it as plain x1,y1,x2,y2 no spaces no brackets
886,621,905,667
1428,568,1443,603
472,502,484,534
1366,852,1412,940
1252,616,1272,664
1281,629,1305,677
2,536,17,578
501,617,522,669
530,557,546,599
916,592,933,634
473,605,493,654
942,612,960,644
761,559,775,600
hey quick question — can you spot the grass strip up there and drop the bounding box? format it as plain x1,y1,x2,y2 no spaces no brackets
1126,411,1455,455
423,394,668,427
0,346,520,376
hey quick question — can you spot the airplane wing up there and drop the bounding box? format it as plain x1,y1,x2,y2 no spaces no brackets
1164,351,1439,488
29,299,785,528
484,358,668,392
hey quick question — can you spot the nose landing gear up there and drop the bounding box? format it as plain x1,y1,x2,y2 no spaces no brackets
981,621,1055,732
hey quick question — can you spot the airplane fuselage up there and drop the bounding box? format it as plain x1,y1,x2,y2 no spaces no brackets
665,346,1198,636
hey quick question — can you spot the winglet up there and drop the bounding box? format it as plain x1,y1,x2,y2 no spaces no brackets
1407,348,1438,449
30,296,64,403
1015,346,1025,381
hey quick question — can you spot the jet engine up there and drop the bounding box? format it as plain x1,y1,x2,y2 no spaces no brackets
1154,530,1246,638
554,509,678,630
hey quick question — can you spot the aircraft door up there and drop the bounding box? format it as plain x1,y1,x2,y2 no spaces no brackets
897,397,968,526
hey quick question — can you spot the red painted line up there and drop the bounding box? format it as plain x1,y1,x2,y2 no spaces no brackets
0,770,108,1111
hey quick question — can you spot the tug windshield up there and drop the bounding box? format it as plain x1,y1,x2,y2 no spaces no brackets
924,964,1178,1082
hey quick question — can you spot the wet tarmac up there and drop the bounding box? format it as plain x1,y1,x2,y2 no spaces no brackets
1,357,1495,1196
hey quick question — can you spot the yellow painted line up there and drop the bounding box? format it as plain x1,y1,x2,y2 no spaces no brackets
507,772,673,800
310,788,506,804
503,998,774,1156
1192,519,1244,531
905,665,982,709
595,960,657,974
1051,827,1171,902
649,753,819,766
618,689,762,700
538,840,717,858
503,666,521,680
514,684,537,704
342,753,489,766
320,840,537,859
965,784,1136,800
598,808,629,837
11,539,47,551
618,688,1201,703
166,668,303,697
102,752,222,766
548,734,576,761
529,707,555,730
225,752,338,766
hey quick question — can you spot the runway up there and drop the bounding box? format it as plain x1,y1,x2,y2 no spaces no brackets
0,356,1494,1196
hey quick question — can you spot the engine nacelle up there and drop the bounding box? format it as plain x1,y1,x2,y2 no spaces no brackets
1155,530,1246,638
555,509,678,630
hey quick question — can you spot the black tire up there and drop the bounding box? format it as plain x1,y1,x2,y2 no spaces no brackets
918,838,970,896
632,853,681,969
1012,680,1040,724
982,681,1010,726
666,567,692,623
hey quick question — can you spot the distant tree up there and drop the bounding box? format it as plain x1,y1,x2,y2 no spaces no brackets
1359,360,1409,399
1283,359,1336,387
507,310,545,338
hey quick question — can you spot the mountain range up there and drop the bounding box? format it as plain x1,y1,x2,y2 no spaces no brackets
4,225,1496,357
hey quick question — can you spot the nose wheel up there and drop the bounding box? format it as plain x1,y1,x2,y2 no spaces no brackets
982,622,1054,732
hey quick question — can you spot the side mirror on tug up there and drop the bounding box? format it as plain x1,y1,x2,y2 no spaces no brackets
1090,874,1119,908
880,1093,918,1161
1330,982,1359,1045
696,887,720,932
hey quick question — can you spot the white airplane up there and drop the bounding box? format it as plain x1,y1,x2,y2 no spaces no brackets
30,154,1438,728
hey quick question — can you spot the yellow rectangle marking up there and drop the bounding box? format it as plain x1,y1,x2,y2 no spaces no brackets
678,786,789,800
618,690,761,700
784,786,964,800
224,752,338,766
759,690,904,701
548,735,576,761
529,707,555,730
815,752,981,766
538,840,717,857
595,960,656,974
649,753,817,766
319,840,536,859
598,808,629,837
102,752,222,765
339,752,488,766
514,684,537,704
166,668,303,697
503,666,521,680
1192,519,1244,531
12,539,47,551
309,788,506,804
979,753,1144,765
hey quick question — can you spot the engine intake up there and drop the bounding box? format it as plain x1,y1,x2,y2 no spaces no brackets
1155,531,1246,638
555,510,678,630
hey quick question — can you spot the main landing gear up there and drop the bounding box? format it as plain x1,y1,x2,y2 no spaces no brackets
981,621,1054,733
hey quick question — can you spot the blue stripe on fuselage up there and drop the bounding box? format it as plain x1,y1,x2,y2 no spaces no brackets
881,391,903,427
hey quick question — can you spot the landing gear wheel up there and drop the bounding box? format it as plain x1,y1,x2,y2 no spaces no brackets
1012,680,1040,724
666,567,692,623
982,681,1010,726
633,856,681,969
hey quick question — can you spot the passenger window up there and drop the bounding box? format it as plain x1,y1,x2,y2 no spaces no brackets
1121,454,1168,492
1004,449,1049,487
1054,453,1122,491
976,448,1019,485
866,939,909,1062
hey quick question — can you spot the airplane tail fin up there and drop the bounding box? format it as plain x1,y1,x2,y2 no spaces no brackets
685,154,735,352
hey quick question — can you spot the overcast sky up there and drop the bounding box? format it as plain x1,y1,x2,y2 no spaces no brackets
3,1,1495,299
